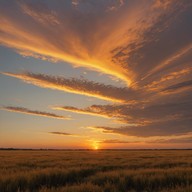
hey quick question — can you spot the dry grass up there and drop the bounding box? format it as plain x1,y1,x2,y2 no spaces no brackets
0,150,192,192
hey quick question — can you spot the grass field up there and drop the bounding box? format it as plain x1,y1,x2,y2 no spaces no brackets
0,150,192,192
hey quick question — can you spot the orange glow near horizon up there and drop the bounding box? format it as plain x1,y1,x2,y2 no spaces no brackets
94,146,98,150
91,140,100,150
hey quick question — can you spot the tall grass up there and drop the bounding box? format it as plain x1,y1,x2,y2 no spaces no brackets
0,150,192,192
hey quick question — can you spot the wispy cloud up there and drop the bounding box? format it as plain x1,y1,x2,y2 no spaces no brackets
143,45,192,80
1,72,136,103
153,137,192,144
145,67,192,91
53,106,111,119
162,80,192,93
92,117,192,137
1,106,70,120
49,132,77,136
100,139,140,144
54,98,192,125
0,0,182,84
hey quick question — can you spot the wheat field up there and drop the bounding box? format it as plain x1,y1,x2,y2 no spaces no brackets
0,150,192,192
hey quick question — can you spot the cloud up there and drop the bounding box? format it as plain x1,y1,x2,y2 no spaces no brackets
0,0,183,85
54,97,192,125
143,45,192,81
93,118,192,137
53,104,140,124
0,0,192,140
149,135,192,143
145,67,192,91
1,71,137,103
49,132,76,136
100,135,192,144
1,106,70,120
100,139,140,144
112,1,192,88
162,79,192,93
53,106,111,119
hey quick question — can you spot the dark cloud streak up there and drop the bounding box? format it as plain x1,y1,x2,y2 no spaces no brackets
1,71,139,103
49,132,75,136
1,106,70,120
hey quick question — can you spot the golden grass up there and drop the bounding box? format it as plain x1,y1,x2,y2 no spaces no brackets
0,150,192,192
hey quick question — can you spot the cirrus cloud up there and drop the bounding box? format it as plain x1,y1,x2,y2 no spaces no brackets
1,71,137,103
0,0,186,85
1,106,70,120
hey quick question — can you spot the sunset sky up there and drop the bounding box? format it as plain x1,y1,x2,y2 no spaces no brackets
0,0,192,149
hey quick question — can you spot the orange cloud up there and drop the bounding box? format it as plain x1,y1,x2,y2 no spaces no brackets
0,0,175,85
146,67,192,91
53,104,141,124
1,72,136,103
144,45,192,80
162,80,192,94
100,139,140,144
53,106,111,119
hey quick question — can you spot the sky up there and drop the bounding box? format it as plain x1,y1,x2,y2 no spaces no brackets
0,0,192,149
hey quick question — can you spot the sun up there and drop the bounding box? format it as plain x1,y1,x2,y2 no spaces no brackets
89,139,100,150
92,142,99,150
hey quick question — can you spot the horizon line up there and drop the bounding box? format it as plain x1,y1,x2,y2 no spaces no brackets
0,148,192,151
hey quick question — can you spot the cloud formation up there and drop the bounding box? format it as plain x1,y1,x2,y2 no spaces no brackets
1,0,188,85
93,118,192,137
1,106,70,120
150,136,192,144
53,105,111,119
100,139,140,144
100,135,192,144
49,132,76,136
54,97,192,125
1,71,137,103
0,0,192,141
162,80,192,93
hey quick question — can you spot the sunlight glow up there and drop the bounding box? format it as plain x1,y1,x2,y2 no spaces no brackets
94,145,98,150
91,141,100,150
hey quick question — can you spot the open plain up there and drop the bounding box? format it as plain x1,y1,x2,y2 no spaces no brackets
0,149,192,192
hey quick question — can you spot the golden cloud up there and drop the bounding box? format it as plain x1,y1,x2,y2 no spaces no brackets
1,72,136,103
0,0,177,85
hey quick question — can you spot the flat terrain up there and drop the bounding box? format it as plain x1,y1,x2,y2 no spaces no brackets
0,150,192,192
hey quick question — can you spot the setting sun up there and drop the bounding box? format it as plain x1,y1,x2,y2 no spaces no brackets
92,141,100,150
94,145,98,150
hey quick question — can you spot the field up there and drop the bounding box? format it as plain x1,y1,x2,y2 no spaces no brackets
0,150,192,192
